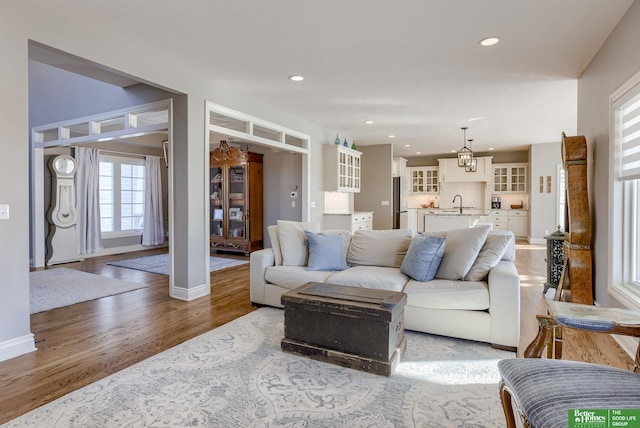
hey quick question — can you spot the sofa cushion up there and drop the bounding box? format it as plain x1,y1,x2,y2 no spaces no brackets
400,234,446,281
277,220,320,266
267,225,282,266
265,265,334,290
404,279,490,310
347,229,413,268
489,229,516,261
304,231,349,271
435,225,491,280
327,266,409,292
464,233,513,281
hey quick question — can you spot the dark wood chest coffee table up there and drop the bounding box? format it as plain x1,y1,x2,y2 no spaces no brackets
280,282,407,376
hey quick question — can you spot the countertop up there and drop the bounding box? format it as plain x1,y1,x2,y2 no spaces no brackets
410,207,528,216
323,211,373,216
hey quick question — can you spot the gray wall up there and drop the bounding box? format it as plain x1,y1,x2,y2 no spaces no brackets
406,150,529,167
354,144,394,229
29,60,174,129
577,0,640,307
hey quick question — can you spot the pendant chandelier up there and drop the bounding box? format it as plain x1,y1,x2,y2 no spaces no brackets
465,139,477,172
457,127,474,167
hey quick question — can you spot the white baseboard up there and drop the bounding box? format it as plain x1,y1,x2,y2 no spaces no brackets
0,333,37,362
170,283,210,301
528,237,546,245
85,243,168,259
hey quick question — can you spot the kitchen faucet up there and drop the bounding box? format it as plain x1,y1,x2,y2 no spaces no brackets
453,194,463,214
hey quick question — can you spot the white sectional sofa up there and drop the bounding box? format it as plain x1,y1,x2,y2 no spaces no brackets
250,221,521,350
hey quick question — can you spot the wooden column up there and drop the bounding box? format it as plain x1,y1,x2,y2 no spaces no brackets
561,133,593,304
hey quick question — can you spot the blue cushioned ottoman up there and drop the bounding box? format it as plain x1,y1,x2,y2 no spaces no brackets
498,359,640,428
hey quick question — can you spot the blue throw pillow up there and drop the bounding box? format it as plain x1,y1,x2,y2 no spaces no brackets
304,231,349,271
400,234,446,281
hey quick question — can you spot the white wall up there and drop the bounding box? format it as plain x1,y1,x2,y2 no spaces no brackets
529,142,562,243
578,0,640,307
0,2,334,361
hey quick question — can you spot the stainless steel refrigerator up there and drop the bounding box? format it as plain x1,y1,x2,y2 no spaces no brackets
393,176,408,229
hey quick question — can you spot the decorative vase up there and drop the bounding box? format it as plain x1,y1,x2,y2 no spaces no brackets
351,141,357,150
343,139,348,147
335,134,340,145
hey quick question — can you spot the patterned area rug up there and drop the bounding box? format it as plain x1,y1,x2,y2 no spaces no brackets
6,307,514,427
107,254,248,275
30,268,149,314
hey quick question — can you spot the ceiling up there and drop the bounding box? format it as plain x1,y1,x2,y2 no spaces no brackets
27,0,635,158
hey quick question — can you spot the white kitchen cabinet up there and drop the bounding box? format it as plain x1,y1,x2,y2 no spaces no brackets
324,145,362,192
407,208,418,232
409,167,439,193
488,210,509,230
323,211,373,232
488,209,528,237
438,157,492,182
492,163,527,193
507,209,528,236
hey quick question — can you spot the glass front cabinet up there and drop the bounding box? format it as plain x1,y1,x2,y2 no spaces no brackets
209,142,263,255
324,145,362,192
493,163,527,193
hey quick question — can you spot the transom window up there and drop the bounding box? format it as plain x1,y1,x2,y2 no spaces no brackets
99,155,145,235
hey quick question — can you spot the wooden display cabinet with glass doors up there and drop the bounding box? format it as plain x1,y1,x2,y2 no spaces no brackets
209,141,263,255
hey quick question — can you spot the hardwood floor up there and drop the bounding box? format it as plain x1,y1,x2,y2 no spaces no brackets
0,242,633,423
515,241,635,369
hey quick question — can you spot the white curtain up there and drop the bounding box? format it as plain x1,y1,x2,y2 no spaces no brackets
142,155,165,246
75,147,103,254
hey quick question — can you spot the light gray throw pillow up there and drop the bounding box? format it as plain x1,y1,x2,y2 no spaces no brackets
435,225,491,280
464,233,513,281
277,220,320,266
347,229,413,268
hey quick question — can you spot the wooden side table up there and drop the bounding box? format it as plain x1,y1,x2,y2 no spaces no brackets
525,300,640,371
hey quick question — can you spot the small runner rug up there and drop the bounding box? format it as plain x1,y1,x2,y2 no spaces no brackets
107,254,248,275
7,307,514,426
30,268,149,314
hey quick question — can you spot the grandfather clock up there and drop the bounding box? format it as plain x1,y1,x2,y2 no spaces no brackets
560,133,593,304
46,155,83,265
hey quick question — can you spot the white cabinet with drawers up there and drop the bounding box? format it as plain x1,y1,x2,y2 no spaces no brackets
488,209,528,237
323,212,373,233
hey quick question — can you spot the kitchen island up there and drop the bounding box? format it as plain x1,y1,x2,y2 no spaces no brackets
417,209,490,233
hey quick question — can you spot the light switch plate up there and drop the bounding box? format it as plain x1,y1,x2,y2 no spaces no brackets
0,204,9,220
381,200,390,206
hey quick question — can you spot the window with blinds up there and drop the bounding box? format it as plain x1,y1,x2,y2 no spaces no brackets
611,75,640,304
619,91,640,180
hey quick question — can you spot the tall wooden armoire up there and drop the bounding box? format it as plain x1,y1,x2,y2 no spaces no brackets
561,133,593,304
209,140,263,255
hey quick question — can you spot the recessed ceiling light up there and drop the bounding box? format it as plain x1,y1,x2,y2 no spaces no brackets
479,36,500,47
364,120,374,125
450,149,457,153
388,135,396,138
404,144,411,148
288,75,304,82
416,151,421,155
488,147,495,151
